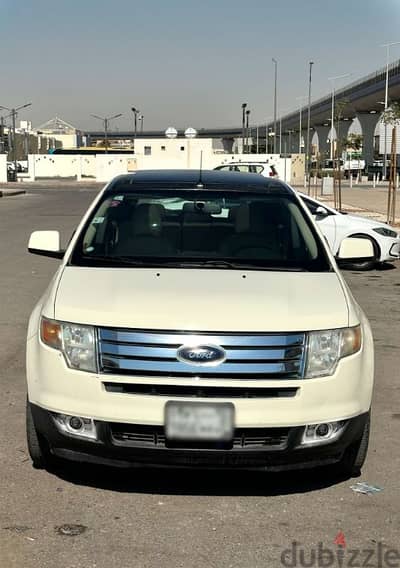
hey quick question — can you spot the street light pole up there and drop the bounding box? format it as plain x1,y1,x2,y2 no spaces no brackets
381,42,400,179
246,109,250,153
296,96,307,153
328,73,351,160
91,113,123,154
131,107,140,150
241,103,247,153
0,102,32,179
272,58,278,154
306,61,314,193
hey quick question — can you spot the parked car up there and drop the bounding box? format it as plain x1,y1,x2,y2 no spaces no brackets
26,170,374,476
298,193,400,270
214,162,278,177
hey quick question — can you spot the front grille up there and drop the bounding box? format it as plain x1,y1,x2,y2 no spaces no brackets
98,328,306,379
110,423,290,449
103,382,299,398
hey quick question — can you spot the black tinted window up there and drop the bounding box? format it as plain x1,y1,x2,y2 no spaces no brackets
71,190,331,271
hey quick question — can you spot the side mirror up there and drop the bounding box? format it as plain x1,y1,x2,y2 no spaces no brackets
315,206,329,218
336,237,374,262
28,231,65,259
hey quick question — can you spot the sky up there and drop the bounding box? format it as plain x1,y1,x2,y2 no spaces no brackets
1,0,400,132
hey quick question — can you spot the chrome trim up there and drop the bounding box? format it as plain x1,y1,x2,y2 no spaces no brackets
98,328,306,379
99,329,305,347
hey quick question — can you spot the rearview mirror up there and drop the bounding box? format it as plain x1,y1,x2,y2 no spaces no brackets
28,231,65,259
336,237,374,262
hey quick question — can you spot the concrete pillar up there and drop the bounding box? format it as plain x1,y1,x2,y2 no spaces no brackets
356,112,380,167
314,125,331,157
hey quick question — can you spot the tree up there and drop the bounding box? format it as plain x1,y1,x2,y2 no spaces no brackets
345,133,364,182
382,102,400,224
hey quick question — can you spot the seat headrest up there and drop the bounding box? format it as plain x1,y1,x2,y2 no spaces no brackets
133,203,164,236
235,203,272,233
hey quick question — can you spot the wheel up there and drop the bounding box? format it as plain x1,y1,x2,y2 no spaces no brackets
26,400,51,469
337,412,370,477
344,235,379,271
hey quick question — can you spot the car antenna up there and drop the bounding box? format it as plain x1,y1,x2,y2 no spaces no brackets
196,151,204,188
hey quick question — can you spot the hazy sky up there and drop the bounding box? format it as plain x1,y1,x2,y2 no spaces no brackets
2,0,400,132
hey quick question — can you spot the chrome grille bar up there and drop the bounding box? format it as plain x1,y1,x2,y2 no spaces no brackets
98,328,306,379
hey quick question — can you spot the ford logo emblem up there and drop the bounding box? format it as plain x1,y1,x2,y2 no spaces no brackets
177,344,226,366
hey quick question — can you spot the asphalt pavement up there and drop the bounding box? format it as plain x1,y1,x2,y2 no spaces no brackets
1,187,399,568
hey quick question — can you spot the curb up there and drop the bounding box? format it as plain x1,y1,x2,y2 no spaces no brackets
0,190,26,198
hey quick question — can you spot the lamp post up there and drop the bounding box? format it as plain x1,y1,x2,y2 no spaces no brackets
306,61,314,192
241,103,247,153
245,109,251,153
272,58,278,154
90,113,123,154
0,102,32,178
138,114,144,134
328,73,351,160
296,96,307,153
381,41,400,179
131,107,140,149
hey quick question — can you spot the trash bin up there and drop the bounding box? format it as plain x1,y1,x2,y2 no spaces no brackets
7,170,17,182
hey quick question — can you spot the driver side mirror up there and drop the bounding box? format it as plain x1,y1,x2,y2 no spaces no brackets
336,237,374,264
28,231,65,259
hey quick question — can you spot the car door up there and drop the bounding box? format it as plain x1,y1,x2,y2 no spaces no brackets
300,195,337,252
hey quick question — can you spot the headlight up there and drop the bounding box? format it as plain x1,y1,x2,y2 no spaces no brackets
373,227,398,238
305,325,361,378
41,318,97,372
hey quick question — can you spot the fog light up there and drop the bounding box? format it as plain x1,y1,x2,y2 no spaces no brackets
316,423,331,437
301,420,347,447
69,416,84,430
52,413,97,441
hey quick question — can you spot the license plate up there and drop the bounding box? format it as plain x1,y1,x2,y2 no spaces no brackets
165,402,234,441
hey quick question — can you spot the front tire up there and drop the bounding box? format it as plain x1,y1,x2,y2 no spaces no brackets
337,412,370,477
26,400,51,469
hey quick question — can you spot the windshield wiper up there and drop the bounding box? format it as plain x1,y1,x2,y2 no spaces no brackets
79,255,162,267
171,260,306,271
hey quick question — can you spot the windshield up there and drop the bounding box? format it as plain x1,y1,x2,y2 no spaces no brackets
70,189,331,271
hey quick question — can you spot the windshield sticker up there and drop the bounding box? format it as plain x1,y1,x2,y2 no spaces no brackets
92,216,105,224
113,195,124,201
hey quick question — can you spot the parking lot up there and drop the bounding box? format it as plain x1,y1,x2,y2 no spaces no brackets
1,187,400,568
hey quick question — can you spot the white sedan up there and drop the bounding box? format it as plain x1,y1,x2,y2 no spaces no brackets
299,193,400,270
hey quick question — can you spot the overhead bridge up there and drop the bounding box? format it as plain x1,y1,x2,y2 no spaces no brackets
83,60,400,166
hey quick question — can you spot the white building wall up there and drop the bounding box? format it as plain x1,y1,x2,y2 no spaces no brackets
0,154,7,183
378,120,400,154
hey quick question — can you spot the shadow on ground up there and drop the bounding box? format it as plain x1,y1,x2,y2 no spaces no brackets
46,459,352,497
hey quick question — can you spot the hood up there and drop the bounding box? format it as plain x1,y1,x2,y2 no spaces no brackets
54,267,350,332
344,213,396,232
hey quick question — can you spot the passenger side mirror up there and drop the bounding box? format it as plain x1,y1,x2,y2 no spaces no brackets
336,237,374,263
315,206,329,218
28,231,65,259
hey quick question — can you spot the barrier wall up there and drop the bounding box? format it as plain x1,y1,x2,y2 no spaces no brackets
0,155,7,183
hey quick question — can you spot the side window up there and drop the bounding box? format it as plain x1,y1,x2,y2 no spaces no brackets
216,165,229,171
236,165,249,172
249,165,264,174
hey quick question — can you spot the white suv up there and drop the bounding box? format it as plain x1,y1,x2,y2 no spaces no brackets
26,169,374,476
214,162,278,177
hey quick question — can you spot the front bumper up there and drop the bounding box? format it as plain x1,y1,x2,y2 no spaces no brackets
31,404,368,471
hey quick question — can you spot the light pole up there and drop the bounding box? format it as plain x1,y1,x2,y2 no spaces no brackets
272,58,278,154
328,73,352,160
138,114,144,134
91,113,123,154
306,61,314,191
246,109,250,153
131,107,140,149
0,102,32,178
241,103,247,153
296,96,307,153
381,41,400,179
